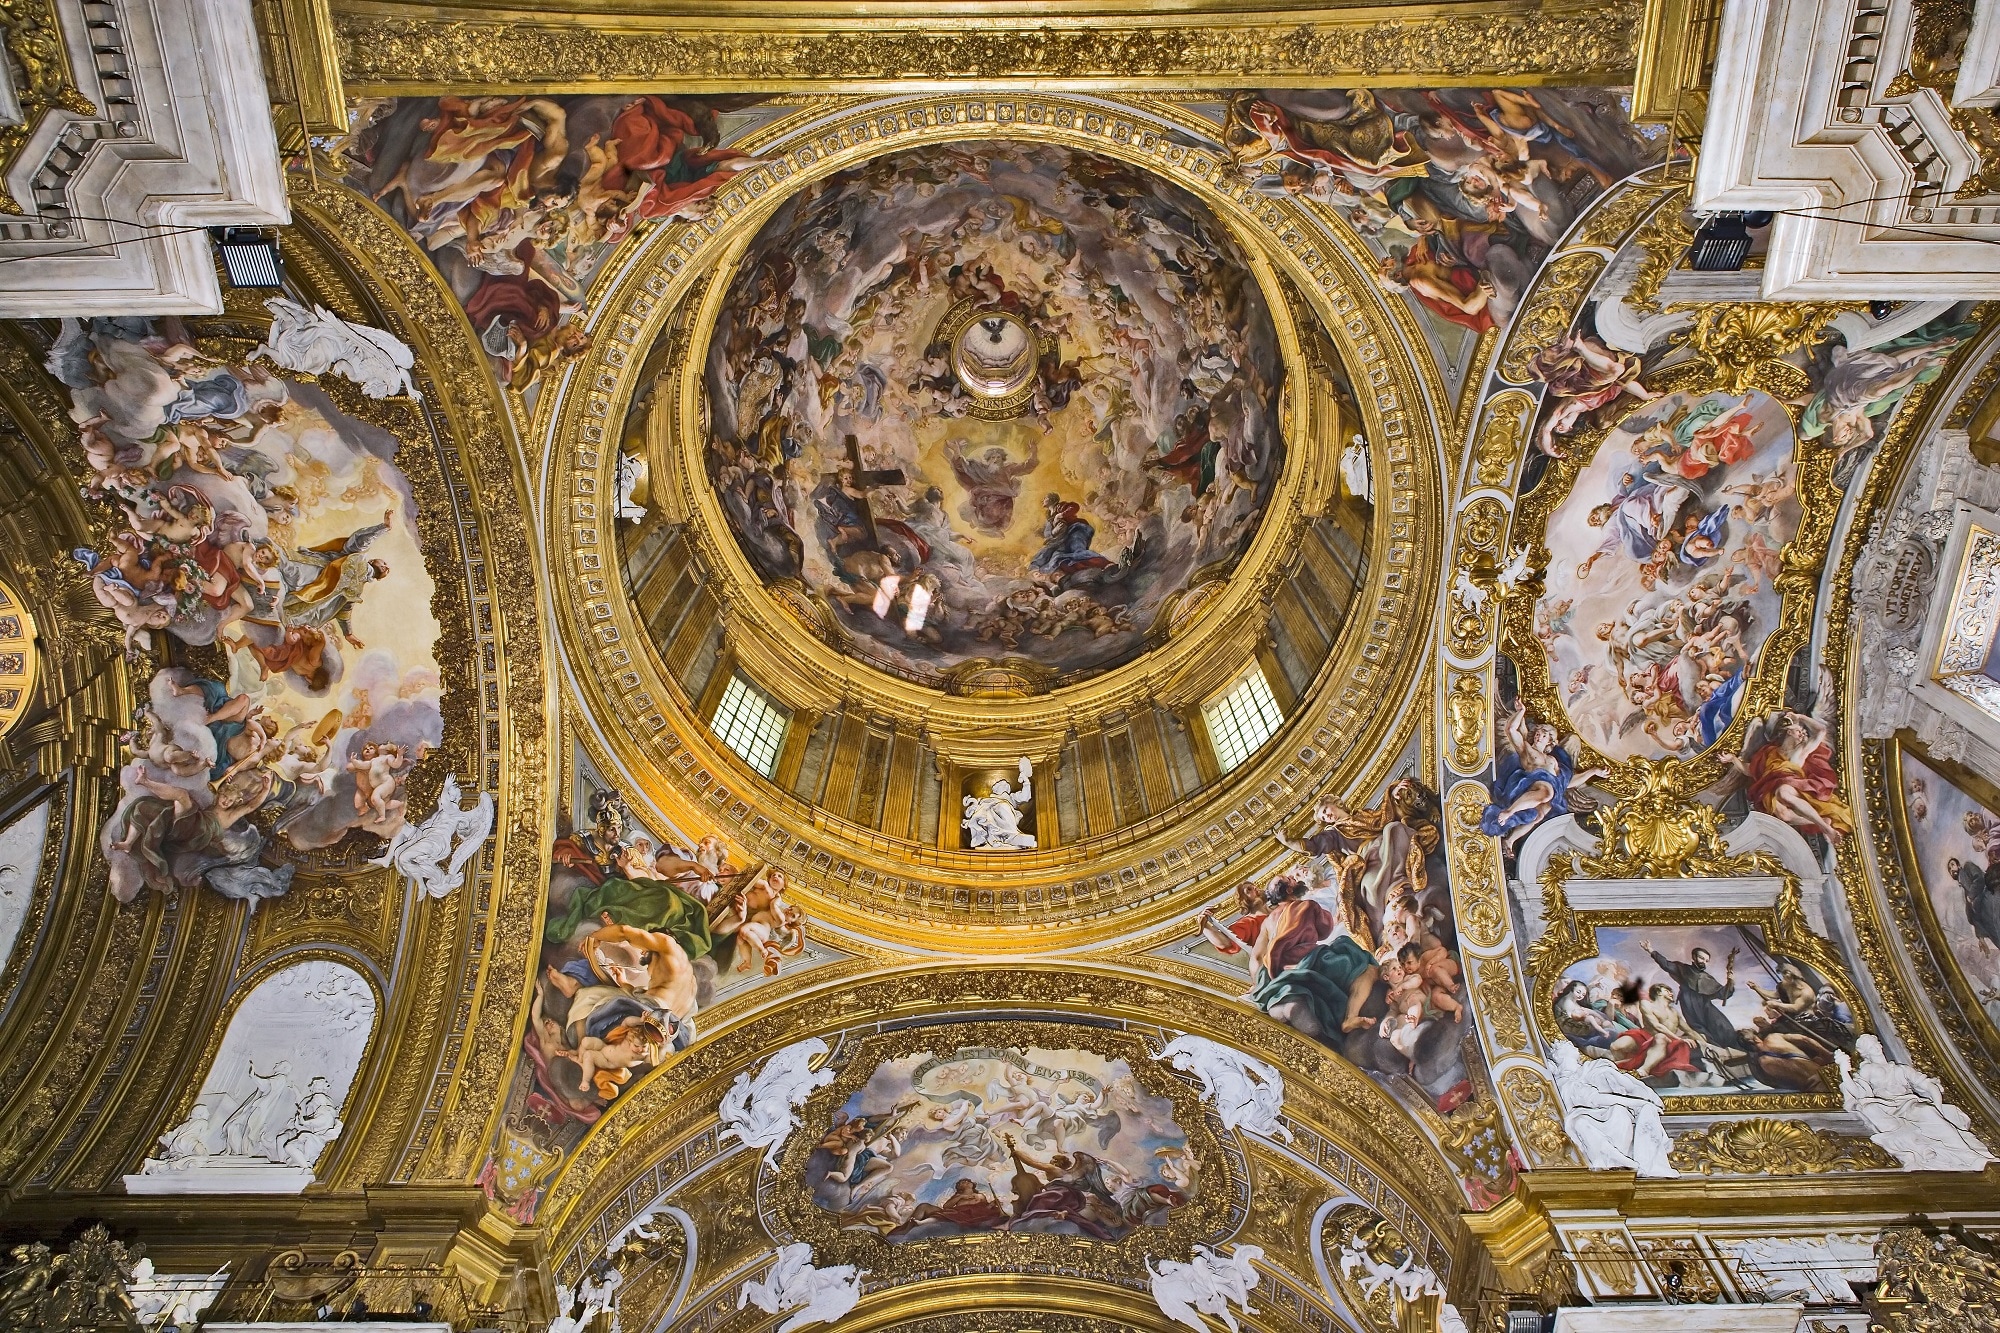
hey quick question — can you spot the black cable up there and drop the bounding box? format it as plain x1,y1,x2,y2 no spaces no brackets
1765,203,2000,248
0,223,220,265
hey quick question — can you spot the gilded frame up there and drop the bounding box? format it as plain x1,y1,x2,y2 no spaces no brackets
1524,849,1866,1115
1877,739,2000,1090
1498,355,1844,789
765,1021,1239,1283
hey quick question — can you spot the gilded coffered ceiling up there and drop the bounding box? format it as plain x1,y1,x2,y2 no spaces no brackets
0,5,1998,1333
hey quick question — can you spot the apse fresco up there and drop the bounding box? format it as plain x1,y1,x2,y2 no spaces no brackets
1897,752,2000,1032
344,95,765,390
1220,89,1660,340
1187,774,1474,1116
1551,924,1858,1097
46,319,444,905
482,772,828,1222
810,1046,1193,1242
1538,388,1800,763
702,140,1287,685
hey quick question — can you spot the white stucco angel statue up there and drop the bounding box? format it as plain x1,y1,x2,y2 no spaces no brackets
1158,1034,1292,1143
963,757,1037,850
737,1243,864,1333
1547,1039,1678,1177
718,1037,835,1167
250,297,418,399
366,773,495,899
1839,1034,1997,1171
1148,1245,1263,1333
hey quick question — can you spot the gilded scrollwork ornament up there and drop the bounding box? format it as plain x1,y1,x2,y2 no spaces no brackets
1678,302,1864,398
1869,1225,2000,1332
1665,1117,1898,1175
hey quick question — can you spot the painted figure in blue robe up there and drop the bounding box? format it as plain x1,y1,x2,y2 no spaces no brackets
1696,668,1744,747
1030,494,1113,581
1480,695,1605,853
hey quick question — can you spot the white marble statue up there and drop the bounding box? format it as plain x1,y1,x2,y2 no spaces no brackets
615,451,649,523
1732,1233,1878,1303
1449,567,1490,618
962,757,1037,850
274,1074,344,1168
1147,1244,1262,1333
718,1037,835,1167
250,297,418,399
219,1060,292,1157
126,959,376,1194
366,773,495,899
127,1259,228,1329
737,1243,864,1333
549,1266,625,1333
1838,1034,1997,1171
1336,1227,1467,1333
1158,1034,1292,1143
1547,1039,1678,1178
138,1104,213,1176
1493,544,1535,597
1340,433,1373,504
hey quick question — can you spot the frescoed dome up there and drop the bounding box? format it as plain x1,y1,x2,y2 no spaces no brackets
701,140,1288,686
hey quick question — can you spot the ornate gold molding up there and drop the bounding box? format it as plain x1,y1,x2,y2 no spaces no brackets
332,3,1640,91
1870,1225,2000,1332
1665,1117,1897,1175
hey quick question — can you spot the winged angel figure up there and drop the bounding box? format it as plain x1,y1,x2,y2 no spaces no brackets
1147,1245,1264,1333
367,773,494,898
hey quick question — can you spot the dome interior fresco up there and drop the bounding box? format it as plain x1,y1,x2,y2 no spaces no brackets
1,10,2000,1333
698,140,1290,686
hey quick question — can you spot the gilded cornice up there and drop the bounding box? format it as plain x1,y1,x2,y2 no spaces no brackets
332,1,1639,93
538,91,1444,950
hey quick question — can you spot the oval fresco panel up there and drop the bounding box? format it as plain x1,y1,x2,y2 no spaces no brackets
1534,388,1800,762
807,1044,1194,1242
702,140,1288,685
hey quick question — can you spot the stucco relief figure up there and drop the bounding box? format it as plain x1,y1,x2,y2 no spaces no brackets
1838,1034,1997,1171
1340,434,1373,504
1547,1039,1678,1177
367,772,495,898
249,298,419,399
1731,1234,1878,1303
1157,1035,1291,1143
140,1105,212,1174
737,1244,864,1333
126,959,375,1195
1147,1244,1262,1333
1336,1220,1468,1333
963,758,1037,850
275,1075,345,1169
614,450,649,523
719,1036,835,1166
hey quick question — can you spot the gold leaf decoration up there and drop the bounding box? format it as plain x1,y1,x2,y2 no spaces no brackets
1666,1117,1898,1174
